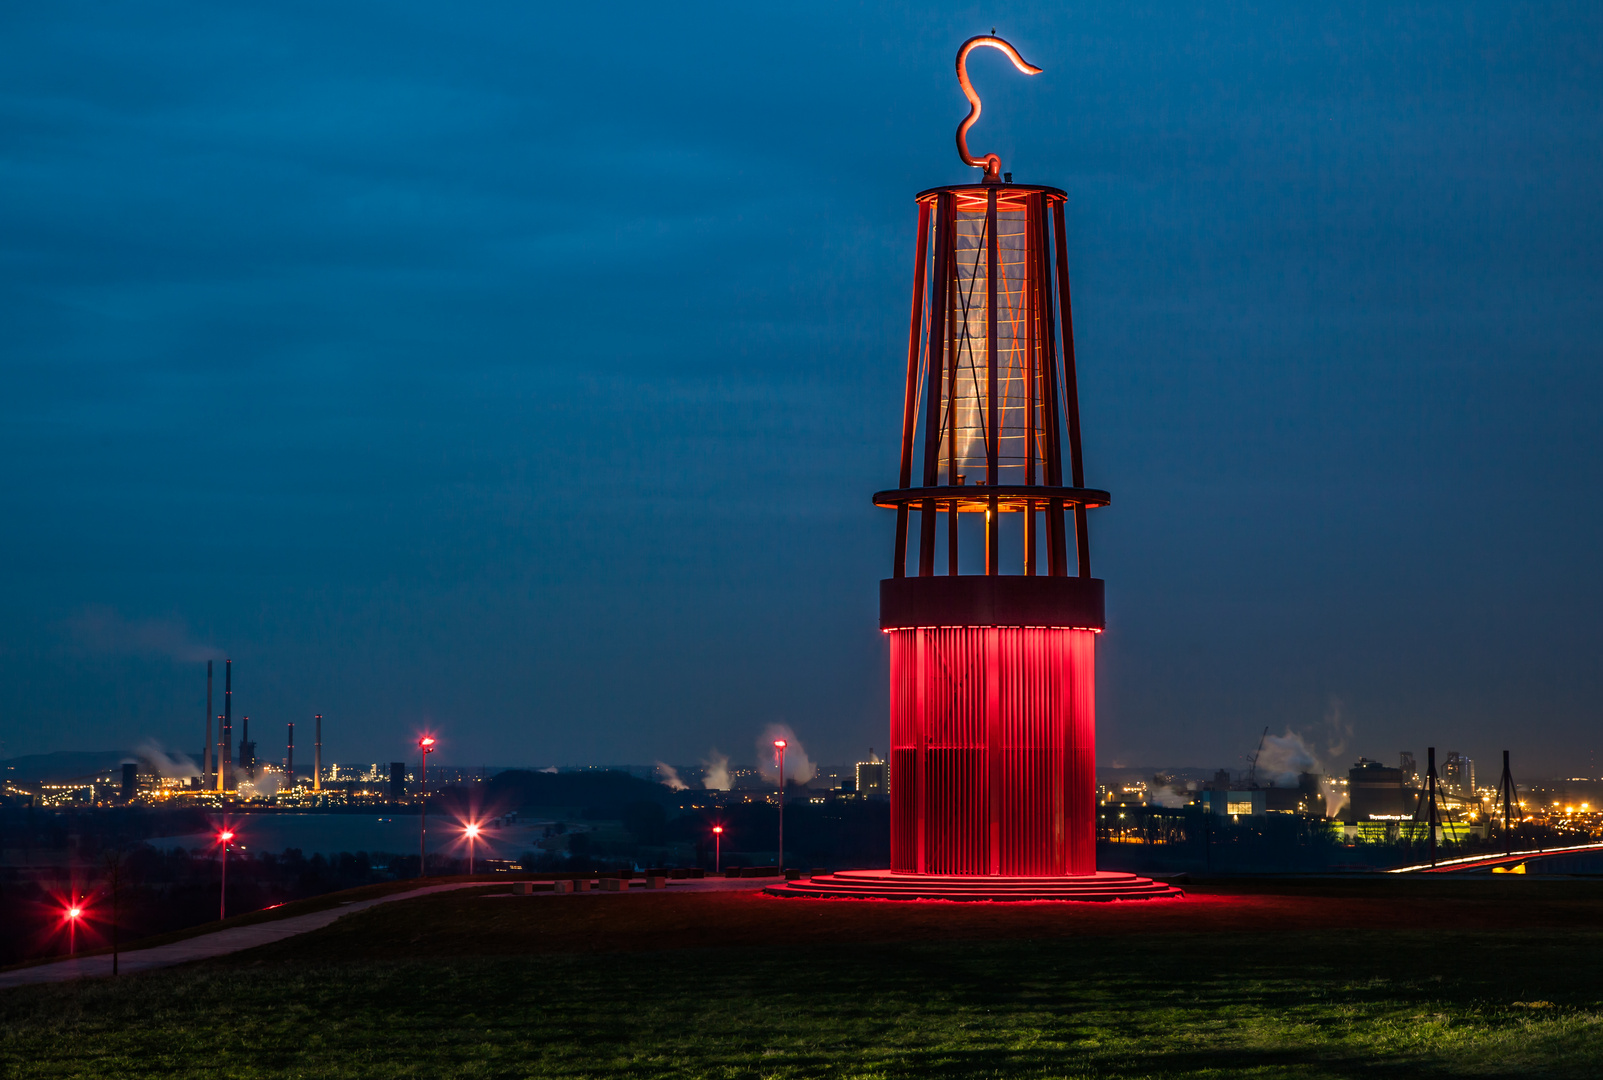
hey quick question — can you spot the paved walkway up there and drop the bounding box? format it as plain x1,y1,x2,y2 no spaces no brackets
0,881,489,990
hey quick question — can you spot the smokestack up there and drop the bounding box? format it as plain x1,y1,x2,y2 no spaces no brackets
221,658,232,792
286,722,295,786
204,661,213,784
313,714,323,793
242,715,252,774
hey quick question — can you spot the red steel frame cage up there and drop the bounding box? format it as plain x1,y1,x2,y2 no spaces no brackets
770,35,1178,902
877,182,1106,878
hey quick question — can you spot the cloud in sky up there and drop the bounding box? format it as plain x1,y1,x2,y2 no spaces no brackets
64,607,219,664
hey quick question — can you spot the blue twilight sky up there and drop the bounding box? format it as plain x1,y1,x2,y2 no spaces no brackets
1,2,1600,778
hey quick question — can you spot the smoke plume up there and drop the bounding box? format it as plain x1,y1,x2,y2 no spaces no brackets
239,771,281,799
65,606,220,663
757,724,816,785
701,750,730,791
1255,732,1318,788
656,761,688,791
1147,773,1190,808
1323,776,1348,818
135,740,199,779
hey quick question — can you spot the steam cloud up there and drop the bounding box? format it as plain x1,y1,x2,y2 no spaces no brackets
239,771,281,799
1147,776,1191,808
1254,725,1349,818
656,761,688,791
65,606,220,663
1322,776,1348,818
134,740,199,779
701,750,730,791
1255,732,1318,788
757,724,816,785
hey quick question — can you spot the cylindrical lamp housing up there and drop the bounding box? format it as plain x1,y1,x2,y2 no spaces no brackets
889,625,1096,875
877,182,1106,881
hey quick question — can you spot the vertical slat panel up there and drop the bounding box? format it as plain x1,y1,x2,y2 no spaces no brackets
892,624,1099,879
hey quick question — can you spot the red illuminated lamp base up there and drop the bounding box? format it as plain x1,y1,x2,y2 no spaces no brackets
766,869,1181,902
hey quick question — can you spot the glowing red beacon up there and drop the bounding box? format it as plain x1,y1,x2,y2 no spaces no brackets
774,36,1180,901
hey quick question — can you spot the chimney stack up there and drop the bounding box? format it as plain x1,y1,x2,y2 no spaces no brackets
204,661,213,786
220,659,233,792
313,714,323,793
286,722,295,785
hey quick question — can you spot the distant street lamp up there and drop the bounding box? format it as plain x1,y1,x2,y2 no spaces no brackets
712,825,724,874
418,736,437,878
218,829,235,920
65,897,82,958
773,739,787,873
464,822,481,876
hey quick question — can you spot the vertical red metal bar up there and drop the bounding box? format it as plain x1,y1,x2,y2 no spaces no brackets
1066,629,1097,874
947,200,961,577
1051,202,1092,578
919,195,953,576
987,627,1001,874
1036,200,1068,576
985,188,1000,574
894,201,932,578
914,628,927,874
1023,194,1038,576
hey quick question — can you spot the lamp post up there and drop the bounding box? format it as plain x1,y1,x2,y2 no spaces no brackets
712,825,724,874
66,897,82,958
418,736,436,878
103,849,123,977
773,739,787,873
218,829,235,921
464,822,480,876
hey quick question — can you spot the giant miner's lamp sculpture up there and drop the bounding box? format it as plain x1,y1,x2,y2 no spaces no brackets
773,36,1181,901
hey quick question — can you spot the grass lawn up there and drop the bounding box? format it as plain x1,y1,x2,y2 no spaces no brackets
5,879,1603,1078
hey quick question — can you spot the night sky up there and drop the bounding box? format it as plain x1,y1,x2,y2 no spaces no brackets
2,3,1600,778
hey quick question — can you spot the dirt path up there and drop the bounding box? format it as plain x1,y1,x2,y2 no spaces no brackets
0,881,490,989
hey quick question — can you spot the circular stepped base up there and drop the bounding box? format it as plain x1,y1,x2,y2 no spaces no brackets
765,869,1183,902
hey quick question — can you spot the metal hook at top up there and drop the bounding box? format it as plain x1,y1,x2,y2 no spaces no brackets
955,35,1042,182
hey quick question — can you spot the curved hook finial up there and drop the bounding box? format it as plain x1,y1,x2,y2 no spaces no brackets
955,35,1042,182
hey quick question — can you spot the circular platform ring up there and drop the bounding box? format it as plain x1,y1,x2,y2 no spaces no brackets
765,869,1183,902
872,485,1111,513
